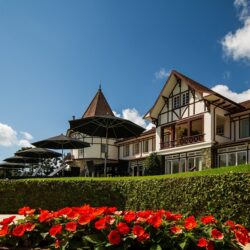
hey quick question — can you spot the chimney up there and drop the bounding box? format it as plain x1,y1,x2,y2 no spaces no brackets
72,115,75,120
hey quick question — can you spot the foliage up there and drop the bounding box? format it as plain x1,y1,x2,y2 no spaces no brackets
143,153,163,175
0,205,249,249
0,171,249,229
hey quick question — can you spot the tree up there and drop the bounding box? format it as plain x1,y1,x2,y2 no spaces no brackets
143,153,163,176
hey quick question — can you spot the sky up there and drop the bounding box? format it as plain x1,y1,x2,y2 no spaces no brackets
1,0,250,161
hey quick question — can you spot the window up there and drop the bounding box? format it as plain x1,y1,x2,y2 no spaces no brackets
165,160,171,174
173,95,180,109
180,159,186,172
228,153,236,166
133,142,139,155
172,160,179,173
182,92,189,106
218,154,227,167
143,140,149,153
240,118,250,138
152,137,156,151
123,145,130,157
237,151,247,165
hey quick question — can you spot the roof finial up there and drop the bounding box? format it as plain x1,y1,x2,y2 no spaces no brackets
99,80,102,91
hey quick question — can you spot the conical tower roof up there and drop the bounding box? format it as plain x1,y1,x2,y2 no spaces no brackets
82,86,114,118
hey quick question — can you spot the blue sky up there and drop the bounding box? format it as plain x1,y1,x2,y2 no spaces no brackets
1,0,250,161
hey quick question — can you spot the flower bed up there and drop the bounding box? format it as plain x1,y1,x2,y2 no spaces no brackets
0,205,249,250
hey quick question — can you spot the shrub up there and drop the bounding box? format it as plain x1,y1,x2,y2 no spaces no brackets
143,153,164,175
0,173,249,228
0,205,249,249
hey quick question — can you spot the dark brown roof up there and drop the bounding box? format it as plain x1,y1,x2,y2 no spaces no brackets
240,100,250,109
115,127,155,144
172,70,214,94
83,87,114,118
145,70,245,119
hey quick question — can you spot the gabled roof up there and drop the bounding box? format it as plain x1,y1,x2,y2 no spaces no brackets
82,87,114,118
144,70,245,120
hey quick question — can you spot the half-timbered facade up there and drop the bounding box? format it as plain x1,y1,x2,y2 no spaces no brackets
143,70,249,174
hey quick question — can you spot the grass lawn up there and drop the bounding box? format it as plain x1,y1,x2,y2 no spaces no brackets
20,164,250,182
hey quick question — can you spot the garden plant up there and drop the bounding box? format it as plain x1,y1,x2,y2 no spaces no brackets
0,205,249,250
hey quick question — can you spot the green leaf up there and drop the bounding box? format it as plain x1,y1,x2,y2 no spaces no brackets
179,241,187,249
84,234,104,244
150,244,162,250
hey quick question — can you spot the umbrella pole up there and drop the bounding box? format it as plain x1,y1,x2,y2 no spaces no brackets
104,128,108,177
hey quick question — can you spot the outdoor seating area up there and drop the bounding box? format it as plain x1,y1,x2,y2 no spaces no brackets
0,134,90,178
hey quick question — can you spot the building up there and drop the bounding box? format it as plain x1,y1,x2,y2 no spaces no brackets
69,70,250,176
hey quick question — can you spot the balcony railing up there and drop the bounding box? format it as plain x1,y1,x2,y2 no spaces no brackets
160,134,205,149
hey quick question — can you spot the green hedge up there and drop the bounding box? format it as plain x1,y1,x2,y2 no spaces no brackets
0,173,249,228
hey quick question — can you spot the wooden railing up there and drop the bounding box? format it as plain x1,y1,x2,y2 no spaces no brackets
160,134,205,149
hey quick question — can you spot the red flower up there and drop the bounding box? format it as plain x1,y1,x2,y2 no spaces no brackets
38,210,53,223
78,214,92,225
18,206,35,216
170,225,183,234
0,216,16,225
0,225,8,237
201,215,217,225
138,232,150,242
49,224,62,237
95,218,107,230
65,222,77,232
225,220,235,229
25,223,36,232
165,211,182,221
106,207,117,214
147,214,162,228
58,207,72,217
117,222,130,235
132,225,145,237
184,216,197,230
124,211,136,223
108,230,121,245
67,210,80,219
12,225,26,237
234,225,250,246
211,228,223,240
197,237,208,247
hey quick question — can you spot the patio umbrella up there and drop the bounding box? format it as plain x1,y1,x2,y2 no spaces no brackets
31,134,90,156
4,155,40,164
15,148,62,176
69,115,145,176
0,162,28,168
15,147,62,158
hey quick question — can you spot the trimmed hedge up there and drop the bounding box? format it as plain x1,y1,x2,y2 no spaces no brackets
0,173,249,228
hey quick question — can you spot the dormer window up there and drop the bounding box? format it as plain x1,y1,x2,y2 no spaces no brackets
173,96,180,109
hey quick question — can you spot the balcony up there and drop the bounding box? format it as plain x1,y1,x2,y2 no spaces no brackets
160,134,205,149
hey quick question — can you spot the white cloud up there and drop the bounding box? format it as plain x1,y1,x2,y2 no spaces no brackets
18,139,33,148
114,108,155,131
154,68,170,80
20,131,33,141
212,84,250,102
0,123,18,147
221,0,250,61
0,122,33,148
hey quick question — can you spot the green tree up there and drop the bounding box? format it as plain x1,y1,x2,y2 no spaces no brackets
143,153,163,175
